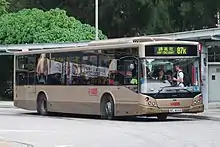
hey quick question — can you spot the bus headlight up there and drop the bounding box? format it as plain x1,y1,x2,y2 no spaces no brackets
192,95,203,105
145,97,157,107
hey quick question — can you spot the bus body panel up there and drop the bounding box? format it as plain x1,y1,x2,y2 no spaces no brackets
156,98,193,108
14,85,140,116
137,94,204,115
138,104,204,115
14,85,204,116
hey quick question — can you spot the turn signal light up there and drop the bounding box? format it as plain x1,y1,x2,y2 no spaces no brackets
198,95,203,101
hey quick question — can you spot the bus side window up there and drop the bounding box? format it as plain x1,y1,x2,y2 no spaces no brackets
36,53,53,85
16,55,33,85
48,53,65,85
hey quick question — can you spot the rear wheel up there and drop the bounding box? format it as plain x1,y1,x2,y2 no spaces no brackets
100,94,115,120
157,114,168,121
37,94,48,116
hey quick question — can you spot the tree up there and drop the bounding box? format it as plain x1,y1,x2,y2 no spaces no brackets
8,0,39,12
169,0,218,31
0,8,107,100
0,8,107,44
0,0,9,15
6,0,220,37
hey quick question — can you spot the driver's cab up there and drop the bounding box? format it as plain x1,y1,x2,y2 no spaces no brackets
147,60,173,82
108,56,139,86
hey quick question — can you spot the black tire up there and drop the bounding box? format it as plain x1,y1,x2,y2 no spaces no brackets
37,93,48,116
100,94,115,120
157,113,168,121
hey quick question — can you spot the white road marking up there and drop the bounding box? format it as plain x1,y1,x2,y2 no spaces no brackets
55,145,74,147
0,129,55,133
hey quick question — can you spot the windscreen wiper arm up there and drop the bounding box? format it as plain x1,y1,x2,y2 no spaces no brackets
154,86,192,98
177,88,192,94
154,86,173,98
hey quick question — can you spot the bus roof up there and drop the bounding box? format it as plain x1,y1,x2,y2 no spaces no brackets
88,36,174,46
0,36,199,55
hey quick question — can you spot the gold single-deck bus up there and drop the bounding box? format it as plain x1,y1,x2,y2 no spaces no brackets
13,37,204,120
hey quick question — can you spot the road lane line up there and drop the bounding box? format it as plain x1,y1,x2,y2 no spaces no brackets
55,145,74,147
0,129,55,133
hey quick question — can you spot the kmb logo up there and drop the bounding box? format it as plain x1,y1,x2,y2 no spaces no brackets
88,88,98,96
170,101,180,106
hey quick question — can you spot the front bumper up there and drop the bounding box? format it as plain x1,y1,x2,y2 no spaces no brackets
139,104,204,115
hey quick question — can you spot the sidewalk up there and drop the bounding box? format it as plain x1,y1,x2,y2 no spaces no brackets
0,139,33,147
0,101,14,108
0,137,33,147
0,139,10,147
172,102,220,121
172,109,220,121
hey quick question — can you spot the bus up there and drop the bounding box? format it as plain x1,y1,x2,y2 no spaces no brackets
13,36,204,121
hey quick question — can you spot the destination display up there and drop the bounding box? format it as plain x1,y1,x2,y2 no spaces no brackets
145,45,198,56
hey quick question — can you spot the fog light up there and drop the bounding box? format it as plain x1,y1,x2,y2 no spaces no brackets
145,97,149,102
148,101,151,105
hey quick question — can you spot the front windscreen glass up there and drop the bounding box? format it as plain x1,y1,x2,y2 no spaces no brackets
140,58,201,94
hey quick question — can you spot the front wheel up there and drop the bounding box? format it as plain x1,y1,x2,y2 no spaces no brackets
37,94,48,116
100,95,115,120
157,114,168,121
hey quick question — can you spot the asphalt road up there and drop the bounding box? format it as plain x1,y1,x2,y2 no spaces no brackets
0,107,219,147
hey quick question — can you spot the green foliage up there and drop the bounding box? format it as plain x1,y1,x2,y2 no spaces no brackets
0,8,107,44
0,0,9,15
6,0,220,37
62,0,220,37
8,0,39,12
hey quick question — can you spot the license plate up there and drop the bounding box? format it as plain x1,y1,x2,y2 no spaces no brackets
169,108,182,113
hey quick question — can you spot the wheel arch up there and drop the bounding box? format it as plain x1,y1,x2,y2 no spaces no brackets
36,90,48,103
100,91,116,115
100,91,116,105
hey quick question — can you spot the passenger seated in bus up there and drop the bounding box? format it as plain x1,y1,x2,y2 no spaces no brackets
166,70,174,85
109,74,115,85
51,73,61,85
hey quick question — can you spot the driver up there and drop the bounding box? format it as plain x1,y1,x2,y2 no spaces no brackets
156,69,166,81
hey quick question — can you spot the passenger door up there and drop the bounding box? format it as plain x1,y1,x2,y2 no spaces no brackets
117,56,139,92
26,55,37,100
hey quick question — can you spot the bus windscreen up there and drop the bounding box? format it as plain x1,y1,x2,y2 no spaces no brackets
145,44,198,57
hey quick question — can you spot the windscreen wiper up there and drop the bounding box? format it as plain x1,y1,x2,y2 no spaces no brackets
176,88,192,94
154,86,173,98
164,86,192,94
154,86,192,98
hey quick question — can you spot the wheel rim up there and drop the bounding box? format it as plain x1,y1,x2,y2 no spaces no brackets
105,101,112,116
41,99,47,113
